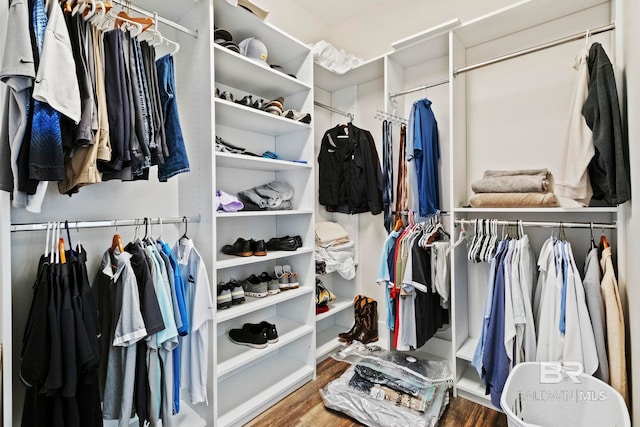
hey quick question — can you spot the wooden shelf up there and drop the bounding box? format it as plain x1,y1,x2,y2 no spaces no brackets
217,286,312,323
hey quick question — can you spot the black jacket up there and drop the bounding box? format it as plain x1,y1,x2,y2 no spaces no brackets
317,123,383,214
583,42,630,205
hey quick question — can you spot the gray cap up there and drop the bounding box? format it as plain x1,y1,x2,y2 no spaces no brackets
238,37,268,64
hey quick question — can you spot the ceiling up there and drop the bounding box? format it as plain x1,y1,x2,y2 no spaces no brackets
295,0,385,27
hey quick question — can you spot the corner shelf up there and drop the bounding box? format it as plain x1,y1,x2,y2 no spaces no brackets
456,337,479,361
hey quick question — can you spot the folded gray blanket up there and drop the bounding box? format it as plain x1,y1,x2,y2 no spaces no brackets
238,181,294,210
471,175,549,193
482,169,550,178
469,192,559,208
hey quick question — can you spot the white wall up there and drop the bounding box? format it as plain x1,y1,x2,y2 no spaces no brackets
261,0,515,59
622,0,639,421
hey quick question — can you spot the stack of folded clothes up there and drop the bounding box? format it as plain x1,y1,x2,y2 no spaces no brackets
469,168,560,208
315,222,356,280
238,181,294,210
321,342,452,427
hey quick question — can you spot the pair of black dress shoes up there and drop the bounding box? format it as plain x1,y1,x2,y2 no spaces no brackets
221,235,302,256
221,238,267,257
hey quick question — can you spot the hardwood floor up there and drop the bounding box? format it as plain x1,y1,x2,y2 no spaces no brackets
245,357,508,427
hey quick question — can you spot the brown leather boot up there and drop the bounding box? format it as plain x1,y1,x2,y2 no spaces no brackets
338,295,365,342
354,298,378,344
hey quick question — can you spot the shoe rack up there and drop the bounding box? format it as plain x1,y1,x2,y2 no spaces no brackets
211,0,316,426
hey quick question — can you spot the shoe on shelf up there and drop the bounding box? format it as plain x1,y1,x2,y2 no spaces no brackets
251,239,267,256
228,324,268,349
284,109,312,124
245,321,278,344
217,282,232,310
234,94,253,107
274,265,290,291
219,91,234,102
265,235,300,251
283,265,299,289
261,97,285,115
241,274,268,298
221,237,253,257
228,278,245,305
258,271,280,295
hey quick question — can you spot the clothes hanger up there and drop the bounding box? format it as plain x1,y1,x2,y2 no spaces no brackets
110,220,125,254
116,9,154,33
64,220,74,258
600,226,610,249
393,217,404,232
157,217,163,241
589,222,596,249
44,222,52,260
180,216,189,241
76,221,83,252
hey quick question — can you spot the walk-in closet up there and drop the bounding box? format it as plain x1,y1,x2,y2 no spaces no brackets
1,0,639,426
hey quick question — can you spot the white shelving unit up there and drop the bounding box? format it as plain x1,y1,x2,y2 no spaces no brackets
212,0,316,424
449,0,621,409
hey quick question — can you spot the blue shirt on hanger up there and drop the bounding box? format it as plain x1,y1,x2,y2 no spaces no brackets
412,99,440,217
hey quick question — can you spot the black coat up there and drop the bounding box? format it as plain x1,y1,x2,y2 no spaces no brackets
317,123,383,214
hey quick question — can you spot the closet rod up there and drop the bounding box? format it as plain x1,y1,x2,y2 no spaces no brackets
454,218,616,230
389,78,449,99
314,101,354,121
10,215,200,232
454,23,615,76
111,0,199,38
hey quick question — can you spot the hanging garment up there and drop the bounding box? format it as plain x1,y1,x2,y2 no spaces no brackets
377,229,402,330
382,120,393,232
94,248,147,427
317,123,383,214
512,235,537,363
156,54,190,181
600,246,628,405
583,42,630,205
410,99,440,217
555,47,593,206
395,123,408,215
173,237,214,405
583,246,609,382
406,103,419,215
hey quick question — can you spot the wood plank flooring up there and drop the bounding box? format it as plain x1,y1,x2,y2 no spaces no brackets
245,357,508,427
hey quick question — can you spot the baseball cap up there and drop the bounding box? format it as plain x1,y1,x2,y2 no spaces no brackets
238,37,268,65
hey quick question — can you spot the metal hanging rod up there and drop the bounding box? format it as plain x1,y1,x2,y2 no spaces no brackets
454,23,615,76
374,109,407,125
10,215,200,232
454,218,616,230
389,78,449,99
314,101,354,121
111,0,199,38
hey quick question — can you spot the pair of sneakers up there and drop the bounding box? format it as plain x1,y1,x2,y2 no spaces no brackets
217,279,245,309
228,321,278,349
274,264,299,291
241,272,280,298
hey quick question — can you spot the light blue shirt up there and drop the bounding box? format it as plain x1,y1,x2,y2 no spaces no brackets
377,230,402,330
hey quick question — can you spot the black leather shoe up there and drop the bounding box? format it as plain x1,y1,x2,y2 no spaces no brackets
265,236,299,251
221,238,252,257
251,239,267,256
245,321,278,344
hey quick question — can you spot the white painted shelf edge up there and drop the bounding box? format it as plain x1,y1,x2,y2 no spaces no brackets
456,337,479,361
316,324,347,360
217,286,312,323
216,247,313,269
215,152,312,171
218,324,314,378
216,209,313,218
456,364,489,400
454,207,618,213
315,299,352,322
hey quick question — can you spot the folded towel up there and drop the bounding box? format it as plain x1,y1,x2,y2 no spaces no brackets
482,169,549,178
469,192,559,208
316,221,349,245
471,175,549,193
